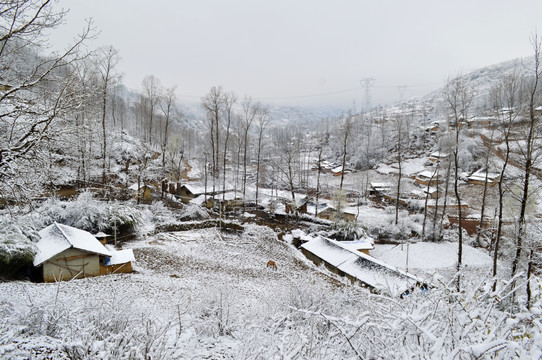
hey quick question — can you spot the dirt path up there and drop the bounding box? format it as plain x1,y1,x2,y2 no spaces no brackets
180,160,197,181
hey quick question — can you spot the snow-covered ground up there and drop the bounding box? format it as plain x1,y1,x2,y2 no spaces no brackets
2,226,538,359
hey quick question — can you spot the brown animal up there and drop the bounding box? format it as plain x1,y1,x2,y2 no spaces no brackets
266,260,278,270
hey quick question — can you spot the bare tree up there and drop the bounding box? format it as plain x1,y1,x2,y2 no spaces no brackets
443,73,475,290
222,91,237,201
159,85,178,170
314,144,323,216
394,115,406,225
201,86,224,194
240,96,257,201
0,0,95,202
513,36,541,306
491,72,519,291
255,104,270,205
142,75,161,144
97,46,120,185
339,115,352,190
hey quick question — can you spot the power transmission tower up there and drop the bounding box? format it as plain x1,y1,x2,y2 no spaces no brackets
397,85,407,103
360,77,375,113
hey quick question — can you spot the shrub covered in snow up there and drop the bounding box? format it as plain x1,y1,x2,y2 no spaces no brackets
0,220,38,277
35,192,142,233
242,223,277,242
178,204,210,221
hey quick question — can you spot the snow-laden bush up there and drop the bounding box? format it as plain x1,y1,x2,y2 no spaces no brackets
35,192,142,233
458,136,483,172
328,219,368,241
242,223,277,243
0,220,38,277
178,204,210,221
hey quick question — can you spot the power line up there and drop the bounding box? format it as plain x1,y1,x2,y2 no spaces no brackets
128,82,442,102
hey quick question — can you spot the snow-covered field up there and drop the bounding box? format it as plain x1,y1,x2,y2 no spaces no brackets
1,226,540,359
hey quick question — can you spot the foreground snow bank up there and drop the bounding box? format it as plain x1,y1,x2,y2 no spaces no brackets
0,229,540,359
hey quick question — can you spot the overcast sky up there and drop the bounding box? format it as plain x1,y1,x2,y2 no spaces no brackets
52,0,542,109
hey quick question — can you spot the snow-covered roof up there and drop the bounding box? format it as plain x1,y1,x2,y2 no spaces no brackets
182,183,235,196
34,223,112,266
370,182,392,189
128,183,150,191
182,183,207,195
429,151,449,159
105,246,135,265
411,187,437,197
468,169,500,181
189,194,207,205
339,238,375,251
331,166,351,173
417,170,438,179
301,237,423,295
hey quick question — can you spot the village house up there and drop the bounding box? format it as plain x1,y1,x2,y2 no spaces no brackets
202,191,244,211
178,184,207,203
103,245,135,274
411,186,439,200
428,151,450,163
467,169,500,186
301,237,426,296
128,183,152,202
33,223,134,282
415,170,441,186
467,116,496,127
339,238,375,255
179,183,235,204
368,182,393,196
284,197,309,215
331,165,352,177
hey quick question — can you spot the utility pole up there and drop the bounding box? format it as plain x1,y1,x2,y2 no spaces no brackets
360,77,376,114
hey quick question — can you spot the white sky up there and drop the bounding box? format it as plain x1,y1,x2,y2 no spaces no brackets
52,0,542,108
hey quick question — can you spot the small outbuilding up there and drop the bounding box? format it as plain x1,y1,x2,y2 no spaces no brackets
33,222,112,282
128,183,152,202
33,223,134,282
103,245,135,274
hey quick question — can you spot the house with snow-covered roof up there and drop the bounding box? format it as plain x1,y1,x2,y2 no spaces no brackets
467,169,500,186
178,183,234,204
33,223,133,282
128,183,152,202
301,237,426,296
415,170,441,186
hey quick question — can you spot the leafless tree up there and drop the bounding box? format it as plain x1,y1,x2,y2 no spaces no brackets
201,86,224,194
222,91,236,200
254,104,270,205
491,71,520,291
443,73,475,290
240,96,257,201
0,0,95,202
339,115,352,190
96,46,120,185
159,85,178,170
142,74,161,144
512,35,541,307
393,114,406,225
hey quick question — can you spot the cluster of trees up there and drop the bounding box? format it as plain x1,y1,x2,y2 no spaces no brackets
0,0,202,203
201,87,271,204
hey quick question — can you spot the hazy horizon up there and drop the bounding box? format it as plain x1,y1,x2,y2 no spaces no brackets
51,1,542,109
